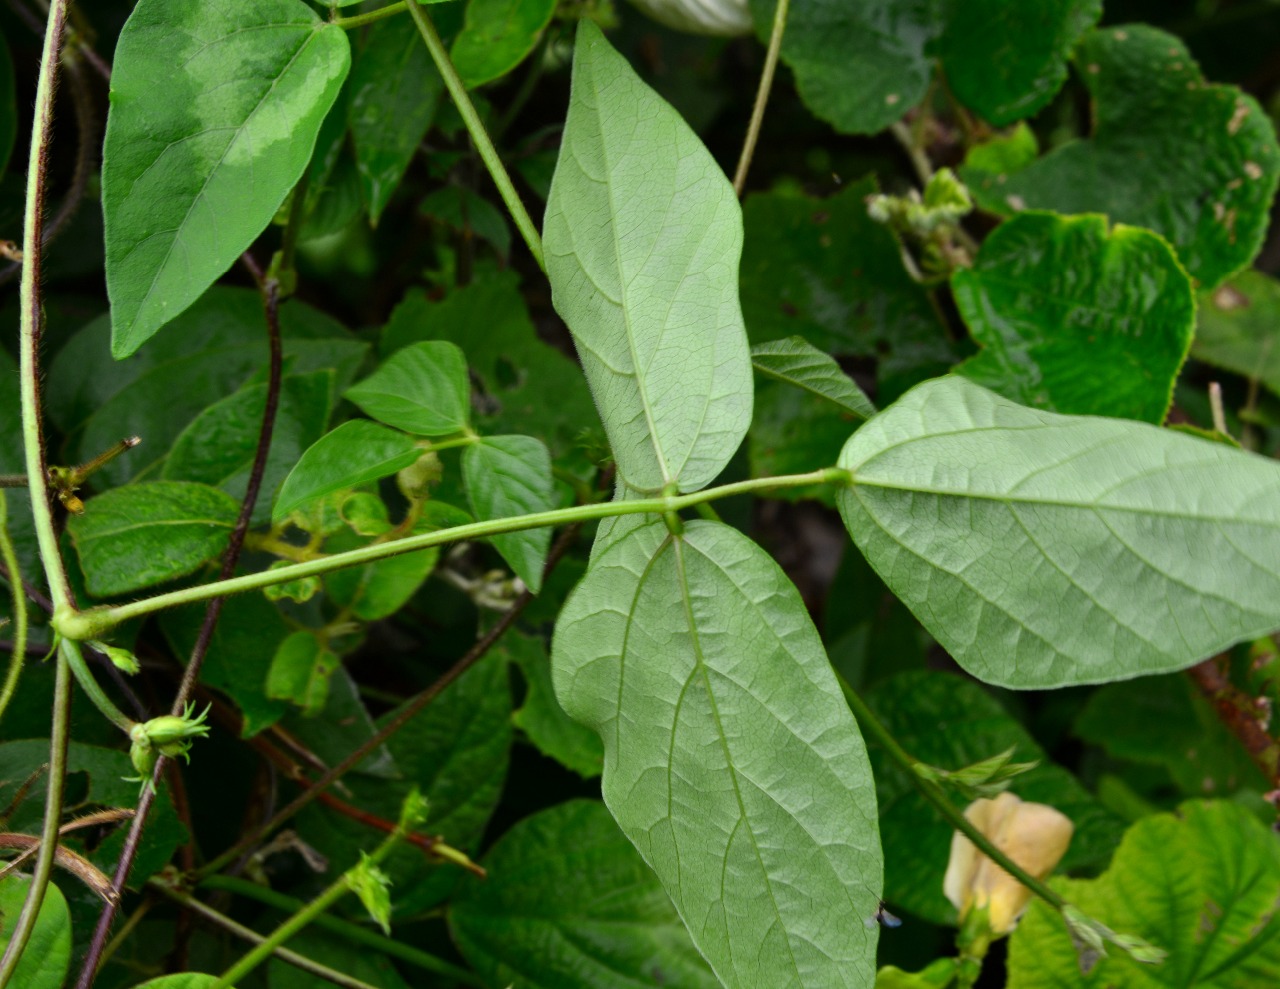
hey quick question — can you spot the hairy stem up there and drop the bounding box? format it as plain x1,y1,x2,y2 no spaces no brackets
61,468,850,639
406,0,545,271
0,2,74,983
63,639,135,734
838,676,1068,912
0,495,28,723
198,875,483,986
733,0,789,196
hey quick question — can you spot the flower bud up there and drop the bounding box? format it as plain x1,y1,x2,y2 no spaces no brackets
627,0,752,37
943,792,1073,934
90,641,140,675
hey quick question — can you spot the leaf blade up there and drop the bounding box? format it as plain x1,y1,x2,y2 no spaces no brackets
344,341,471,437
463,435,555,592
751,336,876,419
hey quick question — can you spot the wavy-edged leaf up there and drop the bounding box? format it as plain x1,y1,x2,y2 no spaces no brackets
1008,801,1280,987
968,25,1280,288
345,341,470,437
866,670,1123,924
69,481,240,598
553,518,882,989
103,0,350,355
1195,270,1280,399
274,421,422,522
544,21,752,493
751,337,876,419
837,376,1280,689
449,800,719,989
0,875,71,989
462,435,554,592
954,212,1194,422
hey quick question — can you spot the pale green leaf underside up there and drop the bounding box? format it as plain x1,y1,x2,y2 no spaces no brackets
838,376,1280,689
552,519,882,989
103,0,349,356
751,336,876,419
544,22,752,493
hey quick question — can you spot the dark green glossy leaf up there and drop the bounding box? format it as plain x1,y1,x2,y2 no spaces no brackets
452,0,557,89
740,179,949,398
348,18,444,225
838,375,1280,689
163,371,335,524
420,185,511,259
268,929,412,989
553,519,882,989
282,665,400,779
299,656,511,916
1194,270,1280,398
267,630,339,716
132,977,221,989
380,272,595,452
505,630,602,778
751,0,1097,133
69,481,240,598
160,595,292,737
449,800,719,989
48,286,366,489
274,421,422,522
1008,801,1280,987
463,435,554,592
545,22,752,493
954,212,1194,422
751,337,876,419
0,875,71,989
1074,674,1267,797
344,341,470,437
865,670,1123,924
103,0,350,355
969,25,1280,288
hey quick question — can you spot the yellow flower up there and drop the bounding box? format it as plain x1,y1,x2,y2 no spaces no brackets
943,792,1073,934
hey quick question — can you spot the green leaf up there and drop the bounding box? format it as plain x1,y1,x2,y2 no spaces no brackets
865,670,1123,924
545,22,752,493
505,630,603,778
953,212,1194,422
875,959,960,989
298,656,511,916
751,337,876,419
968,25,1280,289
380,273,595,453
451,0,557,89
837,376,1280,689
1007,801,1280,987
420,186,512,259
163,371,335,524
553,519,883,989
267,930,412,989
69,481,240,598
282,665,401,780
267,631,340,716
1194,270,1280,399
347,852,394,935
274,421,423,522
0,36,14,177
344,341,471,437
160,595,291,737
449,800,720,989
752,0,1098,134
740,179,950,398
348,18,444,225
463,435,554,592
131,977,223,989
48,286,366,489
0,875,71,989
322,513,445,621
102,0,350,355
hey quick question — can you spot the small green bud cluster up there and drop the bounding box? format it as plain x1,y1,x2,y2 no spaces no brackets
127,702,211,787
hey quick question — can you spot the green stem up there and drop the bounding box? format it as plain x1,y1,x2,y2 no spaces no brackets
198,875,483,987
149,882,389,989
0,494,28,724
0,1,75,983
732,0,789,195
62,639,136,734
334,0,408,29
0,477,24,488
406,0,545,271
211,823,412,989
57,468,851,639
837,675,1067,911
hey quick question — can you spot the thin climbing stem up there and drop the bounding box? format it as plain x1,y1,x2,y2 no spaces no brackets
838,675,1067,911
733,0,789,196
58,468,851,640
62,639,135,734
0,495,28,723
0,2,75,984
334,0,407,29
406,0,545,271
